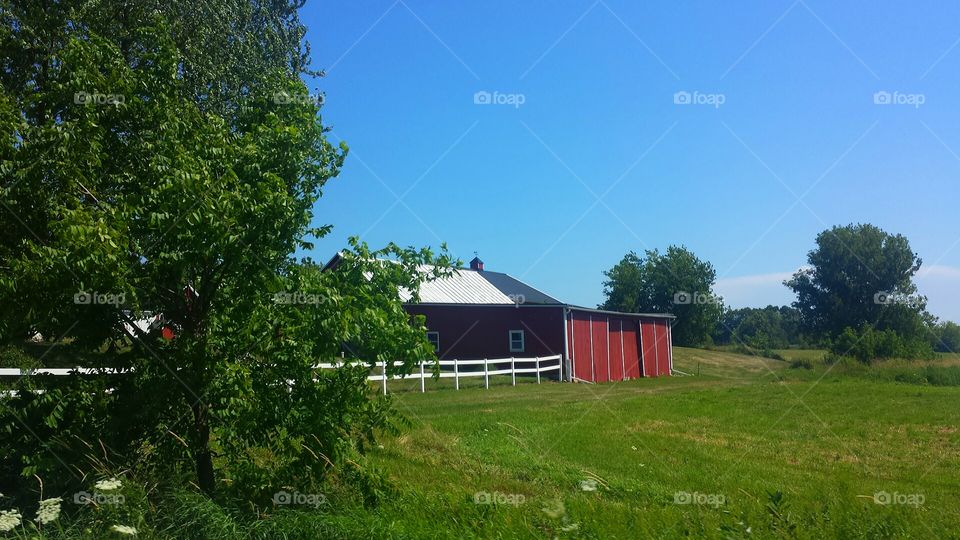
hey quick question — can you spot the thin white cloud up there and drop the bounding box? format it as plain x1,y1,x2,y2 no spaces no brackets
917,264,960,279
714,269,801,309
716,270,798,288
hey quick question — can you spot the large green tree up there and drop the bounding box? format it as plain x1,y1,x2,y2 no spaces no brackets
785,224,926,339
0,0,316,115
601,246,722,347
0,0,450,501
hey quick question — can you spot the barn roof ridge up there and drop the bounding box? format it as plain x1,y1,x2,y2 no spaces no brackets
565,305,676,319
321,252,672,317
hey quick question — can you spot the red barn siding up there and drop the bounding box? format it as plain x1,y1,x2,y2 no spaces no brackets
621,319,641,379
638,318,673,377
566,309,670,382
667,323,674,372
640,319,659,376
655,319,671,376
605,315,637,381
608,319,624,382
405,305,564,361
407,303,671,383
591,316,609,382
570,312,593,381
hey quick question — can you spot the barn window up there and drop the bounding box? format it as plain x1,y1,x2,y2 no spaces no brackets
426,331,440,352
508,330,525,352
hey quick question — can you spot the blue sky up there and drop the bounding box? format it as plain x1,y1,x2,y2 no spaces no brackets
300,1,960,321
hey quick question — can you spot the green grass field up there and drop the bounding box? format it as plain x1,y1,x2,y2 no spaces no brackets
5,347,959,538
333,347,960,539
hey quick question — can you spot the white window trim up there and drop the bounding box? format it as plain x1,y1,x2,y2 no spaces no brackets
508,330,525,353
426,331,440,352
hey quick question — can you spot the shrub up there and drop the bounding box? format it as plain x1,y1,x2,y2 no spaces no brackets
830,325,935,364
887,365,960,387
789,358,813,369
0,345,36,369
922,365,960,386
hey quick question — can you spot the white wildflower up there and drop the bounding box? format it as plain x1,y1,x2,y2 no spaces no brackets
0,509,22,532
110,524,138,535
540,499,565,519
35,497,61,524
95,478,123,491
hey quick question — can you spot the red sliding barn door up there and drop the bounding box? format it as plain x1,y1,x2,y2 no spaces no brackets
571,312,669,381
655,320,671,376
608,318,624,382
590,316,609,382
621,319,641,379
640,319,659,376
571,312,593,382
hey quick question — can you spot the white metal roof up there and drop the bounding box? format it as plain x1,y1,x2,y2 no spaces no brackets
323,253,561,306
400,268,518,304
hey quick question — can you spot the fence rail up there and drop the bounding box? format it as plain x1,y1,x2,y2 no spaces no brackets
317,355,562,394
0,355,563,395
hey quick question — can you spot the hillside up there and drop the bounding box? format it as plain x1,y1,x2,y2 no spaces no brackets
328,347,960,538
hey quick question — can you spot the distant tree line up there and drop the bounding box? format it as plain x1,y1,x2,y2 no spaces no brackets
712,305,809,350
601,223,958,363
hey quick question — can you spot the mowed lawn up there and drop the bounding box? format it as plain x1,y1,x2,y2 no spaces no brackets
352,347,960,539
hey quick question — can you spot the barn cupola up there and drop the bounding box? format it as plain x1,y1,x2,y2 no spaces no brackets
469,256,484,271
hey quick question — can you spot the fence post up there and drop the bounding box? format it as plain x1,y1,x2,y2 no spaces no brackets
536,357,541,384
511,357,516,386
484,358,489,389
454,358,459,390
381,361,387,395
420,361,425,393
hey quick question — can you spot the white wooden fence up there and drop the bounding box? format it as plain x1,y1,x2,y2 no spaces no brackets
0,355,563,396
317,354,562,394
0,368,129,376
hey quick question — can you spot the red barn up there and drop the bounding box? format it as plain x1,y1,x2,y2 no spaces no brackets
326,254,674,382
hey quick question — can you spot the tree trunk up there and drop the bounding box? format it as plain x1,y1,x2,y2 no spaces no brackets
192,400,215,495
